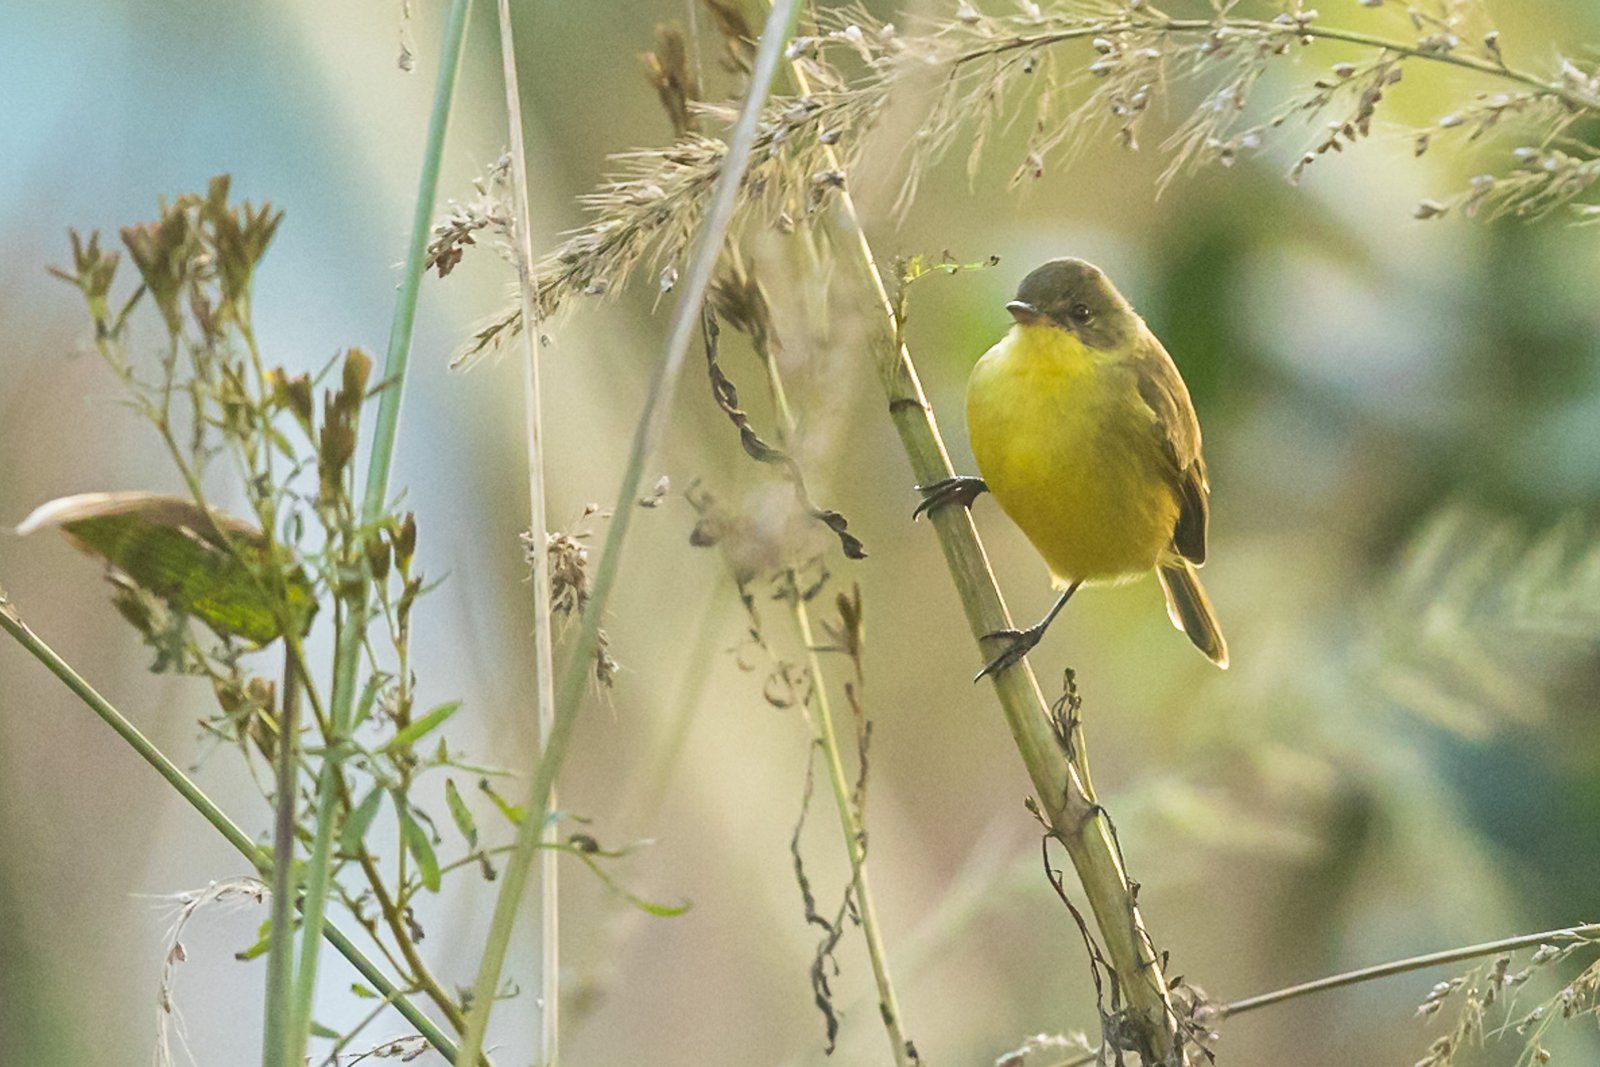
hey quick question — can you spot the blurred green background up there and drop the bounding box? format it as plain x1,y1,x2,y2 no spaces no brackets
3,1,1600,1065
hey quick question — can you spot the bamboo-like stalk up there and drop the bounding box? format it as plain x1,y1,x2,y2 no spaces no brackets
853,218,1183,1065
493,1,562,1063
451,4,805,1063
777,59,1187,1067
293,0,475,1058
0,592,467,1063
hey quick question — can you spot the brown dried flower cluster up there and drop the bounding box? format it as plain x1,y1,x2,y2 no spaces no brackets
528,507,619,687
426,151,515,278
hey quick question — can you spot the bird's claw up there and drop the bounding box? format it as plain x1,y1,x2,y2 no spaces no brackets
974,625,1043,682
913,476,988,520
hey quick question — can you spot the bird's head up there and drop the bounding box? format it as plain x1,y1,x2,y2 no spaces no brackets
1005,258,1137,352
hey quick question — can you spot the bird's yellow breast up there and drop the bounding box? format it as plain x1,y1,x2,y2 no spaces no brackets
966,323,1180,585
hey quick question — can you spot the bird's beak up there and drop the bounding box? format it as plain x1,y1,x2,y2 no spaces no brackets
1006,300,1041,324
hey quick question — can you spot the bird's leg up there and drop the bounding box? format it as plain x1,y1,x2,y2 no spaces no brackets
974,581,1082,682
912,475,988,520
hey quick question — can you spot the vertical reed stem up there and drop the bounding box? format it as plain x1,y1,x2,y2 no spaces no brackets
750,254,917,1065
264,646,302,1066
493,0,562,1061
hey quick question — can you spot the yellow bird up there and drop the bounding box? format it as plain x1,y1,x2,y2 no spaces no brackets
917,258,1228,679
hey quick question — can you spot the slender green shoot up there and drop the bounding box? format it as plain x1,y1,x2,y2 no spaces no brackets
789,596,915,1067
292,0,475,1057
451,3,805,1062
748,245,916,1065
1219,923,1600,1020
1047,922,1600,1067
264,648,302,1067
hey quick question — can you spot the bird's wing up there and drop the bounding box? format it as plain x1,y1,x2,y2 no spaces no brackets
1132,328,1209,566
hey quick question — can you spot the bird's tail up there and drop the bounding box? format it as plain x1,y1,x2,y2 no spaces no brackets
1157,560,1229,669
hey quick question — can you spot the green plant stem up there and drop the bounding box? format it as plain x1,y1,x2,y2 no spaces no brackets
452,3,804,1063
320,987,400,1067
494,1,561,1062
789,595,915,1067
749,247,915,1066
294,0,474,1057
353,847,470,1032
317,922,461,1061
959,16,1600,112
264,646,303,1067
778,56,1186,1067
0,592,462,1063
294,619,357,1046
362,0,472,520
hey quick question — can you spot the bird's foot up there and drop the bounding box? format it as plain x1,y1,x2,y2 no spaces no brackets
974,622,1046,682
912,476,988,520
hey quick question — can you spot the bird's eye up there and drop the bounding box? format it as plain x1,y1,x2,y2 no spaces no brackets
1068,303,1093,324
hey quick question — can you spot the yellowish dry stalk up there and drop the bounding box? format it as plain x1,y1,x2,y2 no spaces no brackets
788,592,916,1067
751,264,917,1065
868,273,1184,1064
493,0,561,1062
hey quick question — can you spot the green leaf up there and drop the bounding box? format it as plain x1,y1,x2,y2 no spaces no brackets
267,425,298,464
397,799,441,893
478,778,525,825
352,673,386,731
235,937,271,961
573,849,691,918
409,804,442,841
309,1020,341,1040
383,700,462,753
16,492,316,646
236,918,273,961
439,757,514,777
350,982,380,1000
341,785,385,854
445,778,479,849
